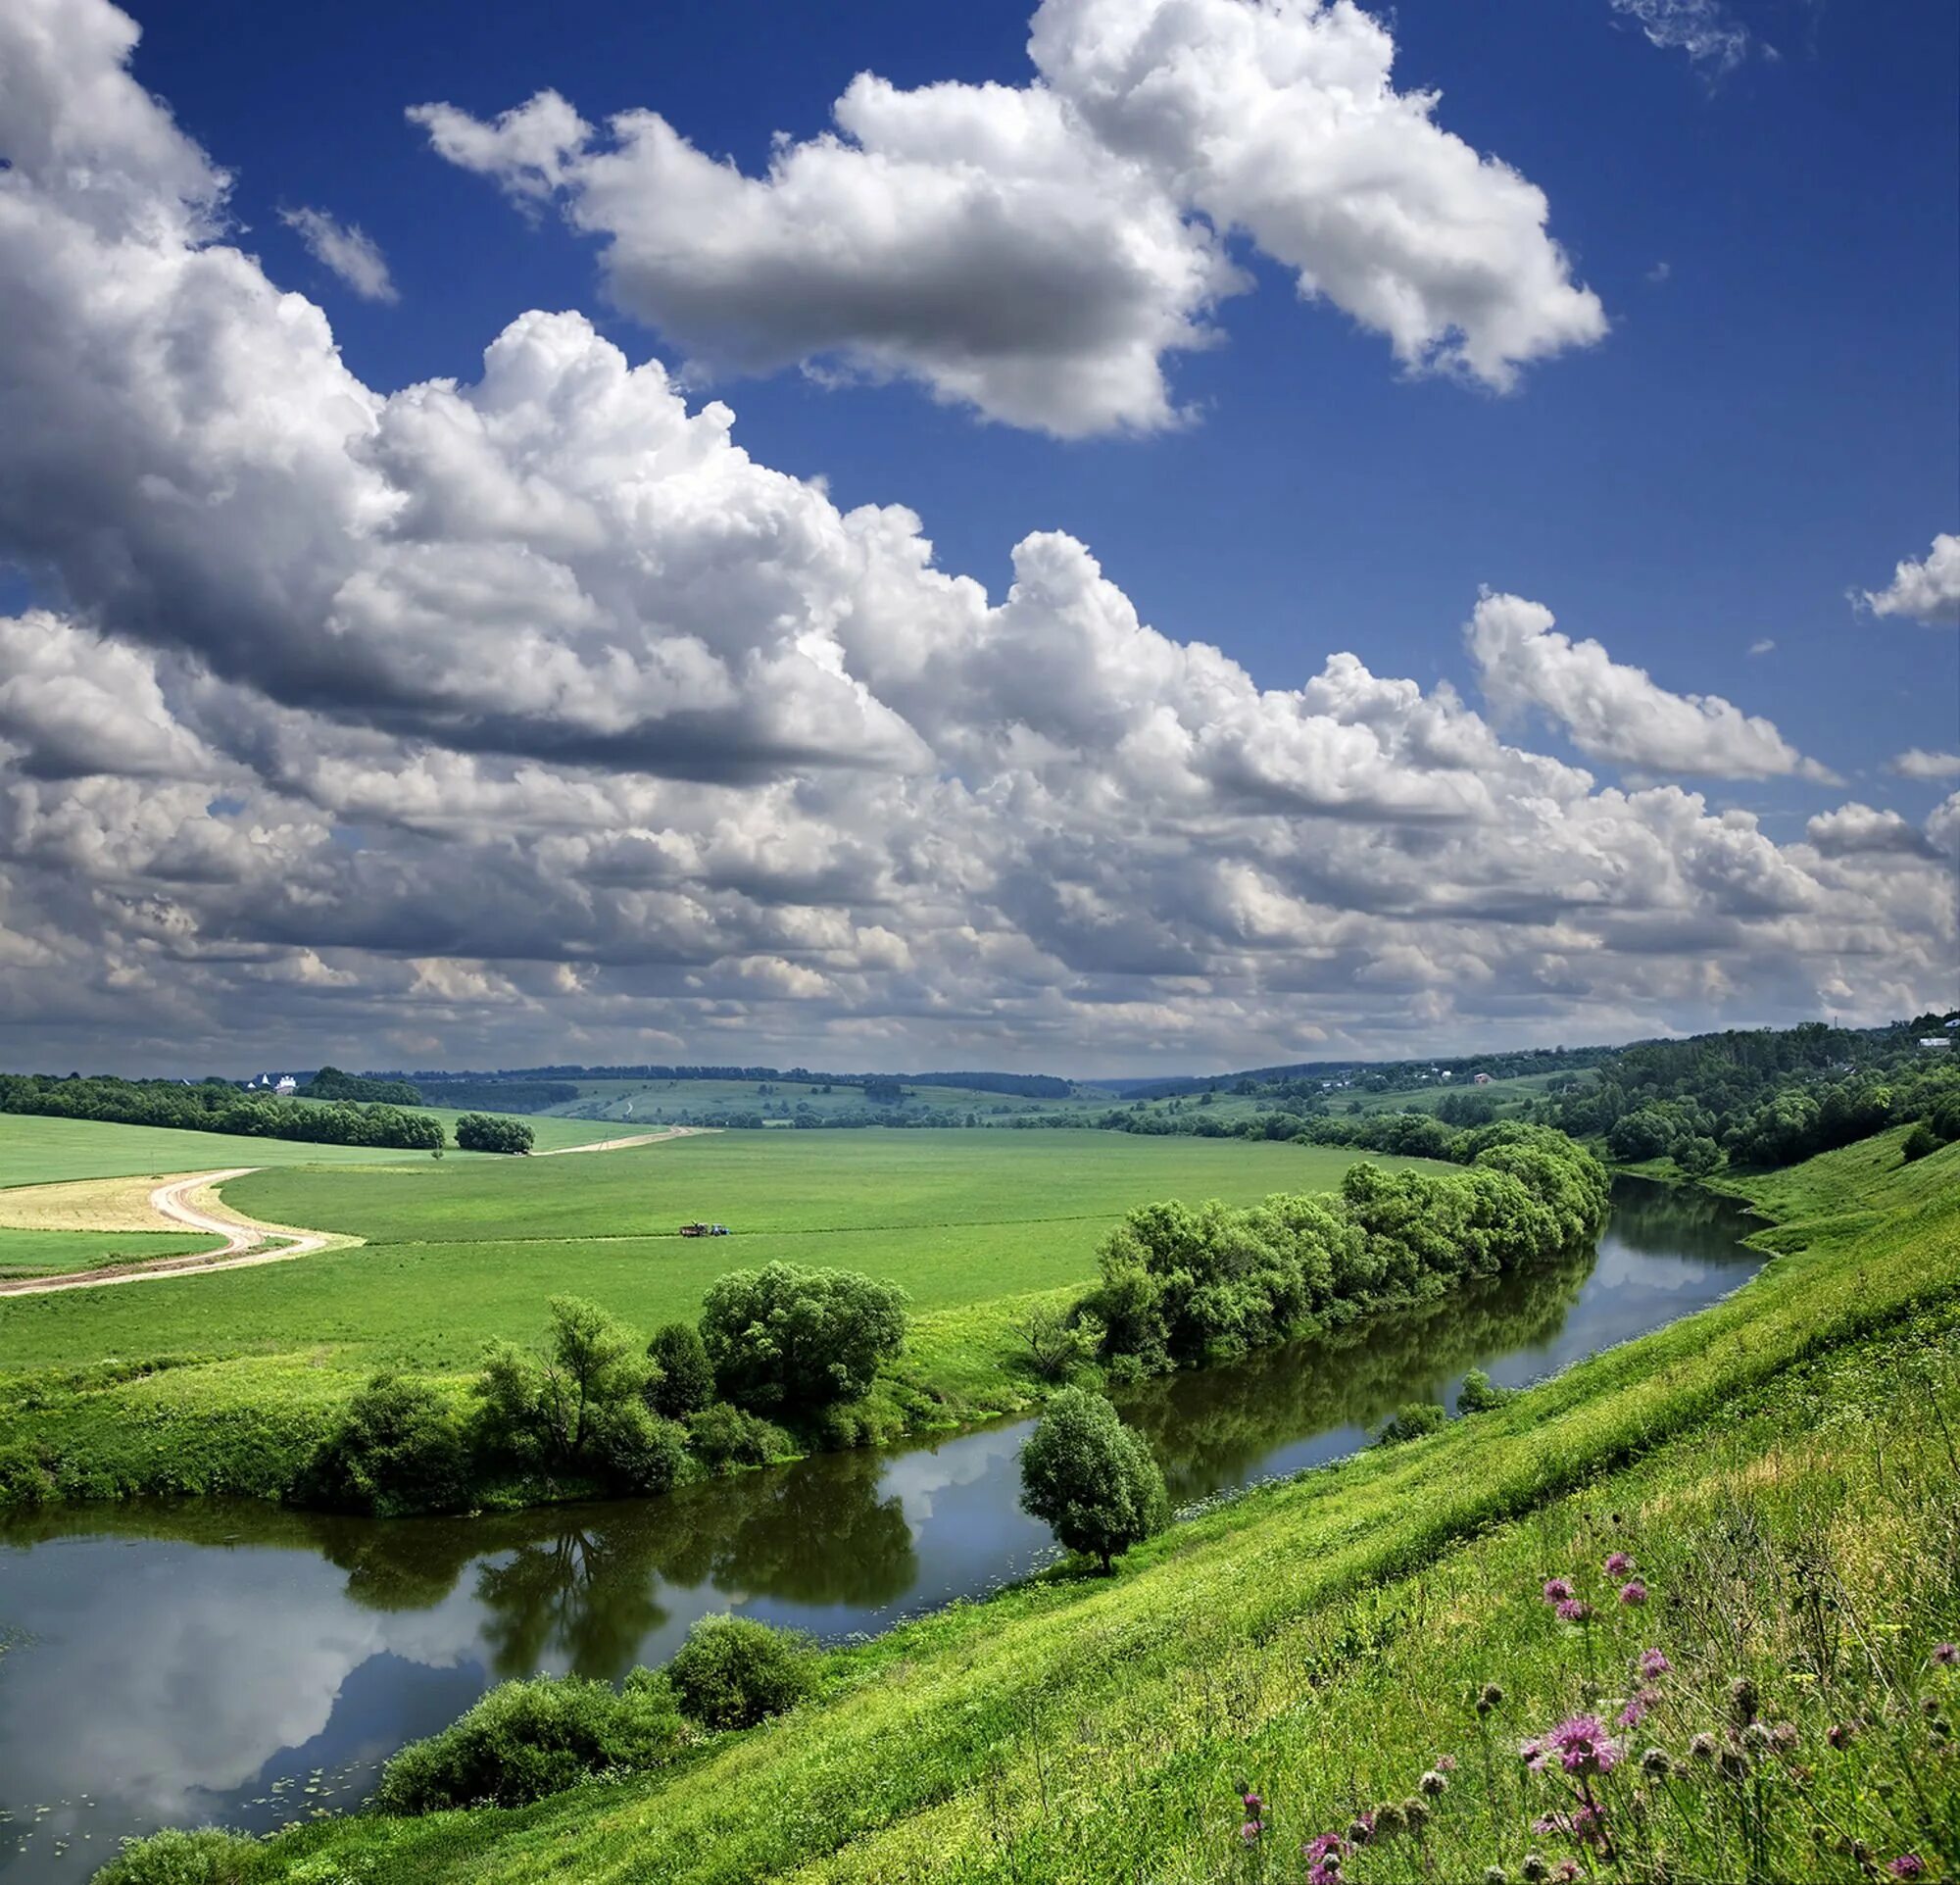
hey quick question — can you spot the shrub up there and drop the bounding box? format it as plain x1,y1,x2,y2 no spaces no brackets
472,1297,654,1482
585,1397,689,1494
666,1614,814,1730
1375,1401,1448,1445
311,1370,470,1515
1456,1367,1516,1414
647,1321,715,1418
374,1671,684,1813
685,1402,790,1471
699,1264,908,1414
1902,1121,1940,1163
1019,1387,1169,1573
454,1112,535,1154
0,1438,61,1506
94,1828,262,1884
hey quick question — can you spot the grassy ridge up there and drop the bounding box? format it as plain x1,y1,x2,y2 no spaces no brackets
153,1128,1960,1884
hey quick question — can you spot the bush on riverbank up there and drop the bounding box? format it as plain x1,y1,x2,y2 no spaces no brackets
374,1670,688,1813
1079,1130,1607,1373
667,1615,815,1730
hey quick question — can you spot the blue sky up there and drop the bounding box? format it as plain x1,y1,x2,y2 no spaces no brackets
0,0,1953,1072
126,0,1959,823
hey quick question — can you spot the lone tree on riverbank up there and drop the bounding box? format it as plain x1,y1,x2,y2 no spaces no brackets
1019,1387,1168,1573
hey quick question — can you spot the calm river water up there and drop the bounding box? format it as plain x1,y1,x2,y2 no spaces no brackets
0,1179,1759,1879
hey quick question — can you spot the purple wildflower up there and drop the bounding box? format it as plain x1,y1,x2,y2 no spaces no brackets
1934,1644,1958,1667
1619,1688,1661,1729
1438,1754,1458,1772
1619,1579,1647,1607
1520,1736,1546,1767
1543,1577,1574,1604
1639,1649,1671,1680
1304,1833,1347,1862
1544,1714,1622,1776
1555,1861,1583,1883
1887,1858,1926,1881
1556,1599,1595,1624
1241,1793,1262,1814
1240,1821,1264,1843
1828,1721,1858,1750
1604,1552,1634,1576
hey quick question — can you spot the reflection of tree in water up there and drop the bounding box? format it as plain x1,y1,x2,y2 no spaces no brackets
649,1447,917,1608
476,1523,669,1680
469,1450,916,1680
1604,1177,1759,1262
1117,1245,1594,1502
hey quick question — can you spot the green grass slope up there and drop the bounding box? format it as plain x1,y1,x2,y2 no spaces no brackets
0,1227,223,1277
150,1129,1960,1885
0,1111,625,1187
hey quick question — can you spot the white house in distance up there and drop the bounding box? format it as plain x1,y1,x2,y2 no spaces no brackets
1922,1037,1952,1052
245,1072,302,1092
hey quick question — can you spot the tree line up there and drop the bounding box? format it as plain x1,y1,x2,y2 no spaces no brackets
1545,1017,1960,1170
0,1072,543,1156
0,1071,445,1151
1072,1125,1609,1378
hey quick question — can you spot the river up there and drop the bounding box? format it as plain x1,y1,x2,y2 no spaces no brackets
0,1179,1760,1879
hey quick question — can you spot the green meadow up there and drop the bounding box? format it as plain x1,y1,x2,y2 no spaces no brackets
0,1128,1427,1500
0,1226,222,1278
0,1110,623,1187
109,1127,1960,1885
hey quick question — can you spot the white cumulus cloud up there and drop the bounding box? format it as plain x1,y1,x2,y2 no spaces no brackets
1465,593,1835,781
279,204,398,302
1891,749,1960,782
411,0,1606,436
1861,533,1960,626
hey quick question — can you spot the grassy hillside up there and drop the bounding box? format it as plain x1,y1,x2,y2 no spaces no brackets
0,1133,1426,1502
123,1129,1959,1884
0,1111,626,1187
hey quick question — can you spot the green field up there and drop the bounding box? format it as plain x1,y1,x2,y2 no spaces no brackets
108,1128,1960,1885
0,1110,634,1187
0,1128,1431,1500
0,1226,222,1277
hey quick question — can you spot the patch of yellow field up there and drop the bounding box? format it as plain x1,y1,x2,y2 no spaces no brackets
0,1171,202,1233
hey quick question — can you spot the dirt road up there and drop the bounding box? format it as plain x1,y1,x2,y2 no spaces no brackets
0,1170,348,1297
534,1125,714,1155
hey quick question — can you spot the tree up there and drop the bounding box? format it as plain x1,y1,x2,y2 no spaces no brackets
699,1265,908,1414
456,1112,534,1154
1674,1135,1721,1177
474,1297,682,1491
646,1322,715,1418
1009,1303,1090,1382
313,1370,470,1515
1902,1121,1940,1163
1606,1108,1674,1163
1018,1388,1168,1573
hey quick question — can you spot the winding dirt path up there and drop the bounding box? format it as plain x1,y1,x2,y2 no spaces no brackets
0,1127,712,1297
0,1170,351,1297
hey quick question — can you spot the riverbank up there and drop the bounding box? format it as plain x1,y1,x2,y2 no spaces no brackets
91,1127,1960,1883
